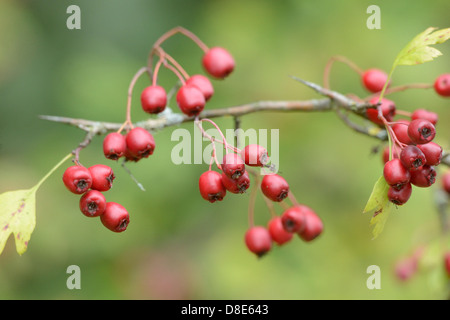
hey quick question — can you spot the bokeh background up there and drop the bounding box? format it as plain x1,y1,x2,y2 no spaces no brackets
1,0,449,300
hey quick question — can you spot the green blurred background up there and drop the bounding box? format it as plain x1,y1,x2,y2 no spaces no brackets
1,0,449,300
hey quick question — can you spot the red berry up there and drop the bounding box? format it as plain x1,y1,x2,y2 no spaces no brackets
442,171,450,194
298,208,323,242
62,166,93,194
395,257,418,281
202,47,235,79
367,97,396,125
198,171,226,203
88,164,115,192
260,174,289,202
362,68,389,93
410,165,436,188
445,252,450,278
281,206,306,233
185,74,214,101
244,226,272,257
434,73,450,97
417,142,443,166
400,145,426,171
222,153,246,180
392,120,413,145
125,127,155,160
407,119,436,145
176,85,205,116
140,85,167,114
79,190,106,217
383,159,411,189
388,183,412,206
103,132,127,160
221,171,250,194
267,217,293,245
241,144,269,167
411,109,438,126
100,202,130,232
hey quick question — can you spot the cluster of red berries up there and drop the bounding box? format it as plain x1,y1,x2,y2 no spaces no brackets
140,46,235,117
62,164,129,232
198,144,323,257
103,127,155,162
359,68,448,206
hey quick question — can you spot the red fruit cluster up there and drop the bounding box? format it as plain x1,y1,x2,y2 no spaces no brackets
103,127,155,162
62,164,129,232
380,110,442,206
245,204,323,257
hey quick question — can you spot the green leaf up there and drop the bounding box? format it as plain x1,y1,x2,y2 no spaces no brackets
363,176,393,239
394,27,450,66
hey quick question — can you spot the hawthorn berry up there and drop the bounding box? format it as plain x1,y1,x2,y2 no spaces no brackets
417,142,442,166
103,132,127,160
445,252,450,278
400,145,426,171
185,74,214,101
202,47,235,79
62,165,93,194
383,159,411,189
280,206,306,233
260,174,289,202
434,73,450,97
244,226,272,257
367,97,396,125
79,190,106,217
392,120,413,145
125,127,155,160
441,171,450,194
176,85,205,116
388,183,412,206
100,202,130,232
140,85,167,114
241,144,269,167
222,153,246,180
267,216,293,245
221,171,250,194
407,119,436,145
409,165,436,188
411,109,438,126
198,170,226,203
362,68,389,93
298,208,323,242
88,164,115,192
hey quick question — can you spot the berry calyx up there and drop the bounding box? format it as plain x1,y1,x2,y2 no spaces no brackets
434,73,450,97
260,174,289,202
100,202,130,232
125,127,155,160
140,85,167,114
411,109,438,126
222,153,246,180
400,145,426,171
244,226,272,257
362,68,389,93
176,85,206,117
88,164,115,192
280,206,306,233
407,119,436,145
409,165,436,188
367,97,396,125
79,190,106,217
185,74,214,101
202,47,235,79
416,142,443,166
62,165,93,194
298,208,323,242
267,217,293,245
383,159,411,189
198,170,226,203
103,132,127,160
241,144,269,167
388,183,412,206
221,171,250,194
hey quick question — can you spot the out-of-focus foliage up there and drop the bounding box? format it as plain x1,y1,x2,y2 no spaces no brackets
0,0,449,299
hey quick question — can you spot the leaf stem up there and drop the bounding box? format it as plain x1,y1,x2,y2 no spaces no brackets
33,153,73,191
